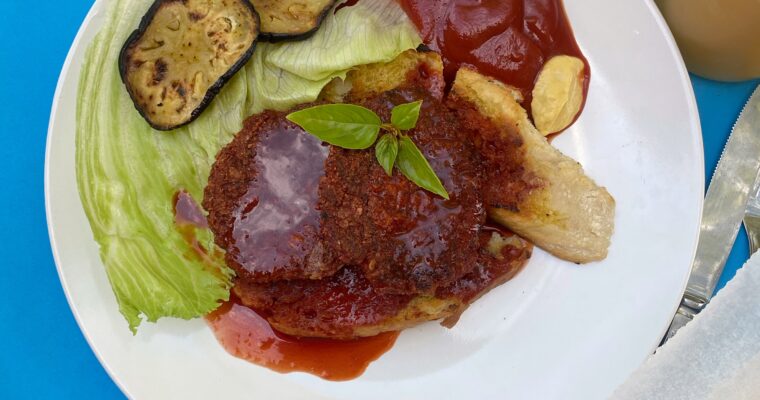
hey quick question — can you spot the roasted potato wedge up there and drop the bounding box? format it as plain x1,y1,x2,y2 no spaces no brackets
250,0,337,41
531,55,587,136
119,0,260,130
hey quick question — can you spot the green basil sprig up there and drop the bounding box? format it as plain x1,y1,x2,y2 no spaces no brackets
287,100,449,199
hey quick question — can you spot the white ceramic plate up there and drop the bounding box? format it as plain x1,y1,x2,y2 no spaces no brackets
46,0,703,398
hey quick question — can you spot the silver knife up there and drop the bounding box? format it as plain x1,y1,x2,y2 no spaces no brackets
662,84,760,344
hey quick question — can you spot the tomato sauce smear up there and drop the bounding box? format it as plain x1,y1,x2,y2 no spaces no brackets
206,298,399,381
398,0,590,114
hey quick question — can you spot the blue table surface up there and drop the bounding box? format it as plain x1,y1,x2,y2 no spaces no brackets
0,1,758,398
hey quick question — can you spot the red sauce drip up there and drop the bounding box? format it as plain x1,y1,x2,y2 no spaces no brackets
206,298,399,381
230,124,329,275
173,190,226,278
398,0,590,115
174,190,208,228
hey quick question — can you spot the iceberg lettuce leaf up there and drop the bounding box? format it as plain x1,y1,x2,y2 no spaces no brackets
245,0,420,113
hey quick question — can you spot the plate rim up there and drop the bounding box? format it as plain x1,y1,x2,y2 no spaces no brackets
44,0,705,397
637,0,704,355
44,0,134,397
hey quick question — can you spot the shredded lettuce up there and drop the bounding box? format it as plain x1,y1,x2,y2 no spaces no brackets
76,0,421,332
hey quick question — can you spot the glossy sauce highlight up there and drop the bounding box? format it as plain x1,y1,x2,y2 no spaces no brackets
229,124,329,275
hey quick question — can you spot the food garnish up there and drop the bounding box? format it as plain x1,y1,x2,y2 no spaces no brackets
286,104,383,149
250,0,338,41
531,56,587,135
119,0,260,130
395,135,449,199
286,100,450,199
390,98,422,129
374,133,398,175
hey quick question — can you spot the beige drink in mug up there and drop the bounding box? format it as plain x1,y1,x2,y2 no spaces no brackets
656,0,760,81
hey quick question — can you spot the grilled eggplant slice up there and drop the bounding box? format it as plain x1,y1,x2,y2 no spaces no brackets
250,0,337,41
119,0,260,130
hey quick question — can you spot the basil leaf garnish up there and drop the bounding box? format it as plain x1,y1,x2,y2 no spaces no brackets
287,104,382,149
375,134,398,176
391,100,423,131
396,135,450,200
286,100,449,199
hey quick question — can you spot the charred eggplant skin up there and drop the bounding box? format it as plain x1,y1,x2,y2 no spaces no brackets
252,0,337,42
119,0,260,131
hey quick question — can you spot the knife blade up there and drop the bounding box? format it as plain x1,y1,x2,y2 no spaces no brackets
662,84,760,344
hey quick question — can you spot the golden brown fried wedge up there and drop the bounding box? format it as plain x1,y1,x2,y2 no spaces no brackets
321,48,445,101
450,68,615,263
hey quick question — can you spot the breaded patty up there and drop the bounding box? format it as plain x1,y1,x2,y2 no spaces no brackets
234,227,531,339
204,55,485,293
320,86,485,294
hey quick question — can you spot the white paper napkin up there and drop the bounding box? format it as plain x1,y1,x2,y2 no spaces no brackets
612,252,760,400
